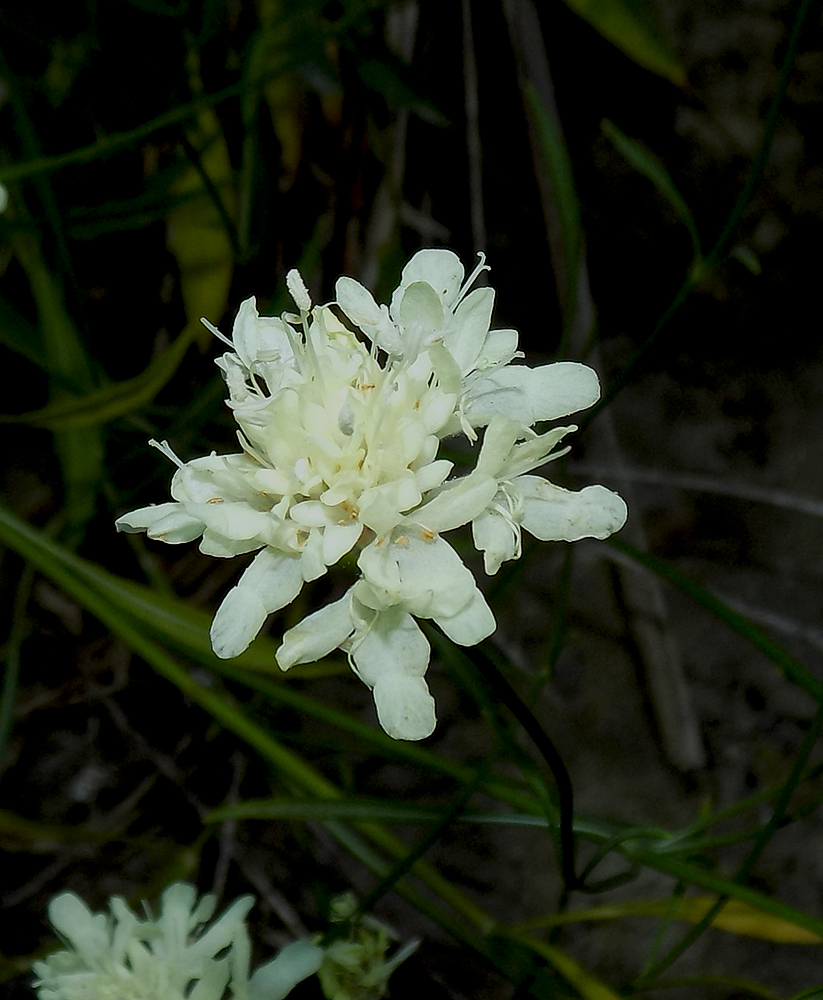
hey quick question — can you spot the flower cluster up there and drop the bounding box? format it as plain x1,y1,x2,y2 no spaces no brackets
32,882,323,1000
116,250,627,740
317,892,418,1000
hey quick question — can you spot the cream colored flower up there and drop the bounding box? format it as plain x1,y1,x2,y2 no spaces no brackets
116,250,626,740
32,883,323,1000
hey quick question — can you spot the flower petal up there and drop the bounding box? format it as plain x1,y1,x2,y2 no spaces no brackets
358,530,477,618
397,248,464,308
476,327,519,367
517,476,628,541
276,591,355,670
210,549,304,658
397,281,444,340
115,504,205,544
350,608,435,740
472,508,521,575
435,587,496,646
249,941,326,1000
335,276,401,353
47,893,109,962
372,675,436,741
447,286,494,374
352,606,430,683
466,361,600,426
414,471,498,533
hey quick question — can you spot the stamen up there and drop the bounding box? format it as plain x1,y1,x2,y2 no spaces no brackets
453,252,490,309
286,268,312,313
200,316,234,349
149,439,185,467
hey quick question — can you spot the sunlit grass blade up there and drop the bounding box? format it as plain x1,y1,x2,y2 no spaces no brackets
606,536,823,702
505,929,622,1000
515,896,823,944
633,975,783,999
622,847,823,942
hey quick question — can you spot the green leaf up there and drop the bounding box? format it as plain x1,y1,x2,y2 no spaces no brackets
0,323,199,428
561,0,685,85
601,118,701,260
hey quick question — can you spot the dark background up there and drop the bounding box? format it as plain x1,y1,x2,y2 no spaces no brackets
2,1,823,997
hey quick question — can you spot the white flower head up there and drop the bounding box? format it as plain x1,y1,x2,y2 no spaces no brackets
32,882,324,1000
116,251,627,740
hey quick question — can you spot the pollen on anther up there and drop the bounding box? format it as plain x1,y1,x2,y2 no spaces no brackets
207,497,224,504
421,528,436,542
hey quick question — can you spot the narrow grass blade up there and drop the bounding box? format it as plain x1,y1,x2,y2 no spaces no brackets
506,930,622,1000
606,536,823,703
0,323,199,428
516,896,823,944
601,118,701,260
524,82,581,331
560,0,685,85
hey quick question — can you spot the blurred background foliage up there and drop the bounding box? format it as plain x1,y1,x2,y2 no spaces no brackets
2,0,823,997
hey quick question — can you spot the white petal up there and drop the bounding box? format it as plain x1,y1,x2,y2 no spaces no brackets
350,608,436,740
322,521,362,565
299,530,327,581
472,508,520,574
359,530,477,619
352,607,430,684
249,941,325,1000
397,281,444,338
435,587,496,646
447,286,494,373
517,477,628,541
335,276,401,353
414,458,453,493
477,327,519,366
187,895,254,964
193,502,272,541
115,504,205,543
276,592,355,670
372,675,436,741
47,894,108,961
466,361,600,426
211,588,268,659
359,479,420,535
398,248,464,308
497,425,576,479
231,297,294,370
210,549,304,658
171,453,254,503
526,361,601,421
413,471,498,533
476,415,523,476
199,531,263,558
